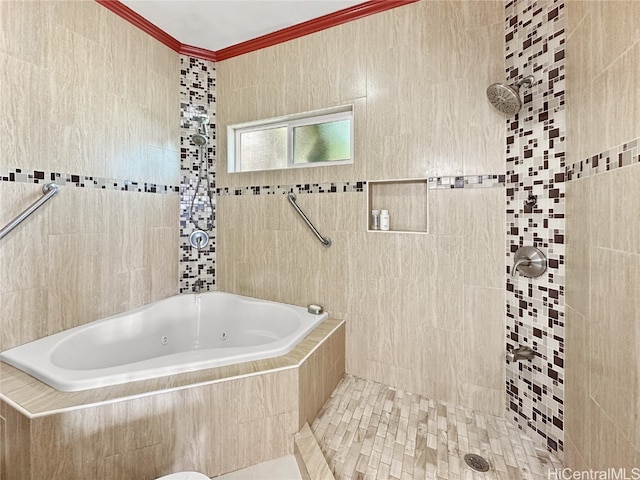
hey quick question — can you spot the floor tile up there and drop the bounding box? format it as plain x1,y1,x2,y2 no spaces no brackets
312,376,563,480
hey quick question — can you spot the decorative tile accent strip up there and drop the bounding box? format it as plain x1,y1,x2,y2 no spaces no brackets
216,181,366,196
0,168,179,194
179,55,217,294
566,138,640,181
428,174,505,189
214,175,505,197
505,0,566,457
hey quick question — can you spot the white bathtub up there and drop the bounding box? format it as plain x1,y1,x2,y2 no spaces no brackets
0,292,328,392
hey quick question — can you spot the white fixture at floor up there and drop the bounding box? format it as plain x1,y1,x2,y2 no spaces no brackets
155,472,209,480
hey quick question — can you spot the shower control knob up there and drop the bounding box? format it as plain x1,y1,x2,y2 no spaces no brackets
189,230,209,249
511,246,547,278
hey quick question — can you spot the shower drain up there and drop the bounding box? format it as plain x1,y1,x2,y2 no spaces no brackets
463,453,490,472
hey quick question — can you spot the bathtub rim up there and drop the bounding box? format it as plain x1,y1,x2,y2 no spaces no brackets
1,291,329,392
0,316,345,419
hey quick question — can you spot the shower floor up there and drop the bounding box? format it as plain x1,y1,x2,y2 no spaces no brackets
311,375,563,480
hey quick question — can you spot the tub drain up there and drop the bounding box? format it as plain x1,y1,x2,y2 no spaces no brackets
464,453,490,472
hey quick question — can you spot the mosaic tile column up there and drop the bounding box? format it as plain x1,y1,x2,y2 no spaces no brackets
179,55,217,293
504,0,565,456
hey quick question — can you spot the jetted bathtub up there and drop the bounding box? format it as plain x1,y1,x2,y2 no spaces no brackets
0,292,328,392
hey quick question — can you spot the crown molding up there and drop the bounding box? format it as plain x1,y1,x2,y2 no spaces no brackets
96,0,418,63
179,44,217,62
214,0,418,61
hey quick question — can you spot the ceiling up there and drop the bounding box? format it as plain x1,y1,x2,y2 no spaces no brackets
119,0,364,53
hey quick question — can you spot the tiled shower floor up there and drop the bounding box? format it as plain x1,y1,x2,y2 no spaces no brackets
311,376,563,480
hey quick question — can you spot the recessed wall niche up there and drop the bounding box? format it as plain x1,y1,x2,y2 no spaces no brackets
367,178,429,233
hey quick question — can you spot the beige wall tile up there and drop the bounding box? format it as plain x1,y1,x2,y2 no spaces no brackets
216,0,504,418
565,8,595,164
1,287,50,350
217,1,503,189
567,1,640,163
564,307,590,464
610,165,640,255
590,247,640,446
462,286,505,393
0,400,31,480
589,399,640,470
565,178,591,317
565,0,591,39
590,1,640,77
1,0,180,348
463,188,505,289
564,307,599,466
410,326,462,405
593,42,640,154
428,190,465,236
563,434,589,472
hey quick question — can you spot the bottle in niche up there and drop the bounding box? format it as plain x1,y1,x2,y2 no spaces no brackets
380,210,390,231
371,209,380,230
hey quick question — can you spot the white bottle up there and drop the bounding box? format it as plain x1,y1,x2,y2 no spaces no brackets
380,210,390,231
371,210,380,230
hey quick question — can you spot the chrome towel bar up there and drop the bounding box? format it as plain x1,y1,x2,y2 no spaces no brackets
287,192,331,247
0,183,60,240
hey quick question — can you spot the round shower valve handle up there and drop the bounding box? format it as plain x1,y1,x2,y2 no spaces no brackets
512,246,547,278
189,230,209,249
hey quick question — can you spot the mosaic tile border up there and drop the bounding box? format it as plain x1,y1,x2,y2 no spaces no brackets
428,174,505,189
216,181,365,196
504,0,566,457
0,168,180,194
215,175,505,196
179,55,217,294
566,137,640,181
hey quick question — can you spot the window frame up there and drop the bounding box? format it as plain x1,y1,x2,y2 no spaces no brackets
227,105,354,173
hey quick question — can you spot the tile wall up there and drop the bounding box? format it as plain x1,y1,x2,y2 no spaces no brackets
1,321,345,479
216,1,508,417
179,56,217,293
0,1,180,353
504,0,566,456
7,0,619,471
564,0,640,468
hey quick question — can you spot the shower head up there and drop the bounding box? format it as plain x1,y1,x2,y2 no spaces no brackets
192,131,209,147
191,118,209,146
486,75,535,115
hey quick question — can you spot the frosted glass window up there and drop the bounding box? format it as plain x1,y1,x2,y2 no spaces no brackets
228,106,353,173
239,127,287,171
293,120,351,164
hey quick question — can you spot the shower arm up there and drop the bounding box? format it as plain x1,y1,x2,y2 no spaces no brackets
287,193,331,247
518,75,535,89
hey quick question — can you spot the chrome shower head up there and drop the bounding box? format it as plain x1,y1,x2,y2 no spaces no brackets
486,75,534,115
192,131,209,147
191,116,209,146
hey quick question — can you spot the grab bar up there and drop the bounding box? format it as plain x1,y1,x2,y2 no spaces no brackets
0,183,60,240
287,192,331,247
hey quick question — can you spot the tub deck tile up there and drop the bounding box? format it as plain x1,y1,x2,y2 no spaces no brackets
312,375,564,480
1,318,343,416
